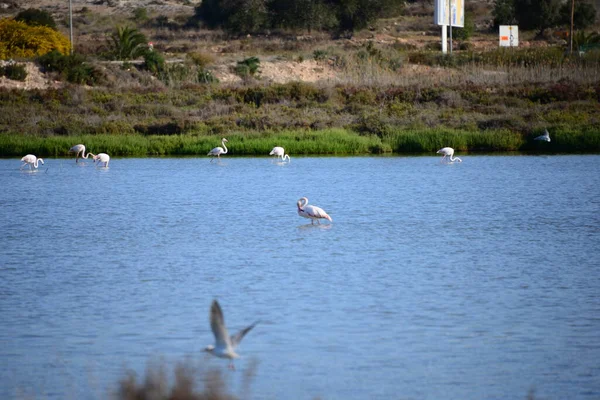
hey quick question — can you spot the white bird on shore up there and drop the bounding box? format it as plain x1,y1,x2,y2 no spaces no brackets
436,147,462,163
269,146,290,162
20,154,44,170
534,129,551,142
297,197,332,224
204,299,259,370
207,138,228,162
69,144,91,163
92,152,110,167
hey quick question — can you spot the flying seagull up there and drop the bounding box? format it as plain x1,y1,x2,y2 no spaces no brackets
534,129,551,142
204,299,259,370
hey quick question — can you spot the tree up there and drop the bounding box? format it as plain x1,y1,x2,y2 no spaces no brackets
559,0,597,30
191,0,230,29
106,26,148,60
452,11,475,41
15,8,57,30
226,0,269,33
514,0,561,32
268,0,338,32
492,0,516,28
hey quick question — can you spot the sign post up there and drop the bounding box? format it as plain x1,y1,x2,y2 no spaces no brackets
499,25,519,47
434,0,464,53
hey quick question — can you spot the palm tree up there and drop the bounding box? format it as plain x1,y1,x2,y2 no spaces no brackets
107,26,148,60
573,30,600,53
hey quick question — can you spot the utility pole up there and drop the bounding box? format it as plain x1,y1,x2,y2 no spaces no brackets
69,0,73,54
569,0,575,54
448,0,453,54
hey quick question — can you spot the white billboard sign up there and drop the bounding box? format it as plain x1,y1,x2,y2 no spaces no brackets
499,25,519,47
434,0,464,27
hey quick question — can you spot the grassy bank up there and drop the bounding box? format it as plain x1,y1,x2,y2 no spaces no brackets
2,126,599,158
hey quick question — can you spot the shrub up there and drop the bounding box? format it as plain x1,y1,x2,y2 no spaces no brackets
132,7,149,23
198,69,219,83
37,50,100,85
452,11,475,41
0,18,71,59
313,49,328,61
234,56,261,79
186,51,215,68
0,63,27,81
15,8,57,29
143,50,166,75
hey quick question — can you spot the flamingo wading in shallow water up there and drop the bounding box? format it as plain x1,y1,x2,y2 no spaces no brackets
69,144,91,163
437,147,462,163
269,146,290,162
204,299,259,370
534,129,551,142
207,138,228,162
20,154,44,170
297,197,332,224
92,153,110,167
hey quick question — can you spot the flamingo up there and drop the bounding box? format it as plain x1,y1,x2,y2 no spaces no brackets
92,152,110,167
68,144,91,163
436,147,462,163
534,129,551,142
204,299,259,370
269,146,290,162
207,138,228,162
20,154,44,170
297,197,332,224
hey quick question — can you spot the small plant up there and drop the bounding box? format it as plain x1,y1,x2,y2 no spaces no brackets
186,51,215,68
313,49,328,61
133,7,149,23
198,69,219,83
0,63,27,81
143,50,166,75
234,56,261,79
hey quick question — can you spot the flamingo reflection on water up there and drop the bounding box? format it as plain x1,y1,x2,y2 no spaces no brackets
297,197,332,224
20,154,44,170
69,144,91,163
436,147,462,163
207,138,228,162
269,146,290,162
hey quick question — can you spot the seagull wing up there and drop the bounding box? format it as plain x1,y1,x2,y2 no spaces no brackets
210,300,231,347
230,321,259,348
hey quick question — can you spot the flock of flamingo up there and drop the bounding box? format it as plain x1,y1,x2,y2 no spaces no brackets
19,131,551,226
19,144,110,171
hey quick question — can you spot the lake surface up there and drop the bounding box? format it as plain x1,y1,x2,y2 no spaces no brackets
1,155,599,400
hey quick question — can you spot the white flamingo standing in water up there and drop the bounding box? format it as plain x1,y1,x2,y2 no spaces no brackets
203,299,259,370
207,138,228,162
269,146,290,162
20,154,44,170
297,197,332,224
92,152,110,167
437,147,462,163
69,144,91,163
534,129,551,142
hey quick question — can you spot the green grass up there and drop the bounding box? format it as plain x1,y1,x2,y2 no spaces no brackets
3,126,599,158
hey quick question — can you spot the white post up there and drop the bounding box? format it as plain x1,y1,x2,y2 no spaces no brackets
69,0,73,54
442,25,447,53
448,0,452,54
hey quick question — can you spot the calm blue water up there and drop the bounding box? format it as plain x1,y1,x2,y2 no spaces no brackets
1,155,599,400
